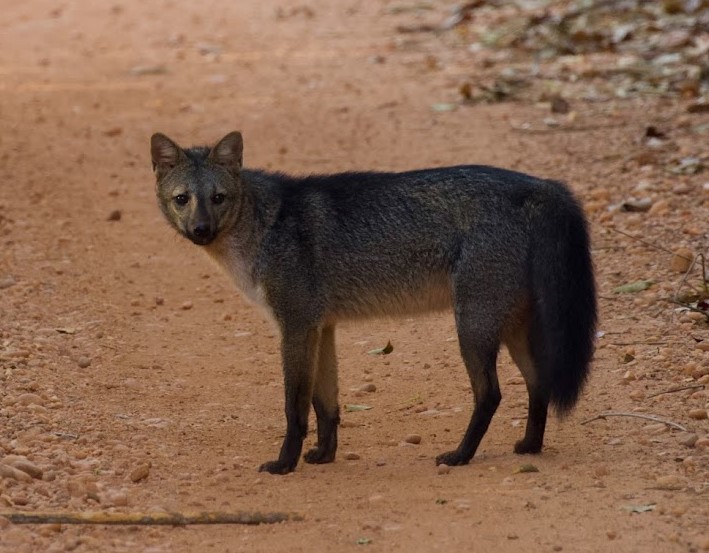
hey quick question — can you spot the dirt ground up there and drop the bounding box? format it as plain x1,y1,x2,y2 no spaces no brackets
1,1,708,552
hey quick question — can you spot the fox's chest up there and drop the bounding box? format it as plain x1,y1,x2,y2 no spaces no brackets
204,240,272,316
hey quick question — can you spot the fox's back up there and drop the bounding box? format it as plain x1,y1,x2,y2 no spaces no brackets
250,165,567,320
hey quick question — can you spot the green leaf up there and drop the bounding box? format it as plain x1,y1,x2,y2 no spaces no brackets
613,280,653,294
345,404,373,412
367,341,394,355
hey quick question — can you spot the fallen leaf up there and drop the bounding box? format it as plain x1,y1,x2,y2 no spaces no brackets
621,198,653,212
368,341,394,355
613,280,653,294
514,463,539,474
431,103,457,112
622,503,656,513
345,404,373,412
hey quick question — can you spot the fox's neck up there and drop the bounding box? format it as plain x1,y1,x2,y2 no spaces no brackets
203,171,279,309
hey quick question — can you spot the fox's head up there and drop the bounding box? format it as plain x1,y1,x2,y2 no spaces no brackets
150,131,244,246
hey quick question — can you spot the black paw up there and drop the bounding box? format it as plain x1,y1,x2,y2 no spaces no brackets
513,438,543,454
435,450,471,466
303,446,336,465
258,459,297,475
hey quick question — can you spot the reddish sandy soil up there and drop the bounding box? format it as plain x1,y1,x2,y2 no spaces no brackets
1,1,708,552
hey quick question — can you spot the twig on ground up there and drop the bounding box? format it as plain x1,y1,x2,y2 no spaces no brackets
648,383,705,399
581,412,688,432
0,511,303,526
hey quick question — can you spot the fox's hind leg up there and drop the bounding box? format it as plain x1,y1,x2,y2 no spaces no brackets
436,300,502,466
505,323,549,454
304,325,340,464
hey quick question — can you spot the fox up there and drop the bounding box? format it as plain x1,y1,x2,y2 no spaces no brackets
150,131,597,475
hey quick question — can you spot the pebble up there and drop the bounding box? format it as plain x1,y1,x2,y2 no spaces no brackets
680,433,699,448
129,463,151,482
0,464,33,483
437,464,451,475
77,356,91,369
629,390,645,401
643,423,667,435
17,393,44,406
688,408,707,420
181,301,193,310
654,475,684,490
12,459,43,479
404,434,422,445
670,248,694,273
343,452,361,461
695,437,709,449
107,210,122,222
358,383,376,393
0,276,17,289
606,530,617,540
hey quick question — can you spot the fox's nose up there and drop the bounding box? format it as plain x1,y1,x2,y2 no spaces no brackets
193,223,210,238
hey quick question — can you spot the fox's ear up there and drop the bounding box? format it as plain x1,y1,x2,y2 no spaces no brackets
208,131,243,174
151,133,185,177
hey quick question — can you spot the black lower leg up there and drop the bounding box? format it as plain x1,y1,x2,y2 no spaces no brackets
514,389,548,454
304,398,339,464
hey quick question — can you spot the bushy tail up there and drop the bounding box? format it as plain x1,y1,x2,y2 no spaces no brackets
529,181,597,415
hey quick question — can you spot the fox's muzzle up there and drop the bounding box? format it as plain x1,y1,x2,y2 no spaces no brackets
187,222,217,246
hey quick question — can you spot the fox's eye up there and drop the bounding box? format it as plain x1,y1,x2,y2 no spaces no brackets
212,193,226,205
174,194,189,206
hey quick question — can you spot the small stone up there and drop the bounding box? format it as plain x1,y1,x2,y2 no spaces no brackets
0,464,33,483
437,464,451,475
343,452,360,461
104,491,129,507
553,546,563,552
107,210,122,222
0,276,17,290
688,408,707,420
629,390,645,401
680,433,699,448
181,301,193,310
77,356,91,369
593,465,610,478
695,437,709,449
506,376,525,385
12,460,43,480
129,463,151,483
17,393,44,406
404,434,422,445
606,530,617,540
654,475,684,490
358,383,376,393
670,248,694,273
643,423,668,435
155,297,165,306
0,516,10,529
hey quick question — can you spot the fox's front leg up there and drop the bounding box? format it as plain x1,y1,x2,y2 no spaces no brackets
259,325,321,475
304,325,340,464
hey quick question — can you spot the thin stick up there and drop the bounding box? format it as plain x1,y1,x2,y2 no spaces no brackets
0,511,303,526
580,412,688,432
648,383,705,399
608,227,682,259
